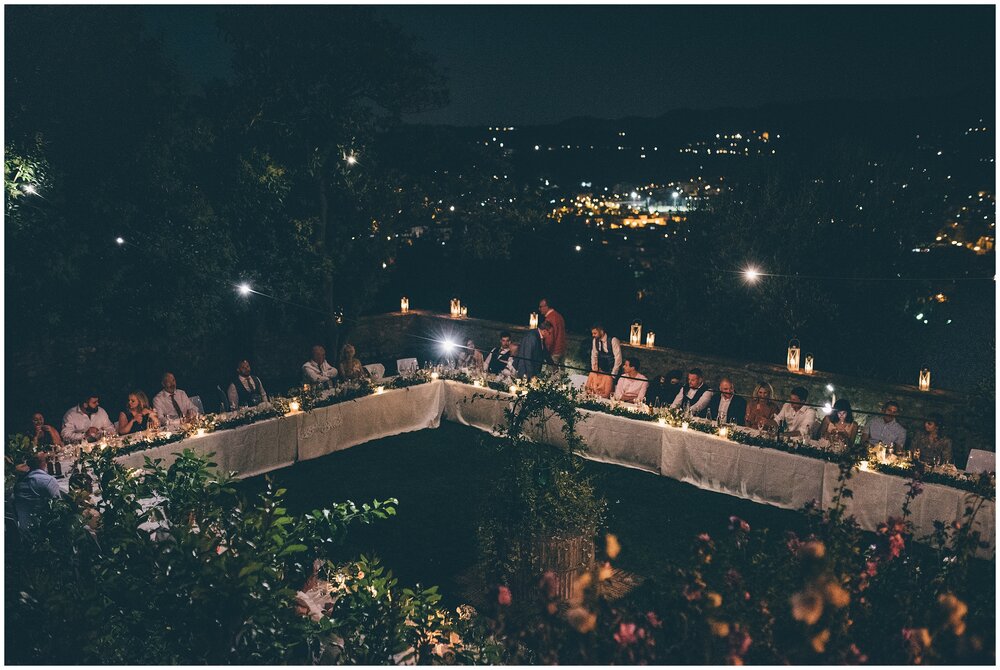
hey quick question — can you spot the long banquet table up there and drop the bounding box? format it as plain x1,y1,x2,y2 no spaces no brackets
115,380,995,556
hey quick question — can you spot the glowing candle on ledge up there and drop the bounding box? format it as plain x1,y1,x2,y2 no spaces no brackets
461,305,468,317
630,321,642,346
450,298,461,318
646,331,655,347
918,367,931,391
804,354,814,374
400,296,409,313
529,312,539,329
787,338,801,372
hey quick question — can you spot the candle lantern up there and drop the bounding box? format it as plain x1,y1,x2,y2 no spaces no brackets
657,417,667,426
918,367,931,391
804,354,814,374
509,384,518,395
430,371,440,380
473,379,483,388
719,426,729,439
375,385,385,395
646,331,656,348
630,321,642,346
450,298,461,318
400,296,409,313
461,305,468,317
529,312,539,329
289,400,300,413
196,428,206,438
681,421,689,431
786,338,801,372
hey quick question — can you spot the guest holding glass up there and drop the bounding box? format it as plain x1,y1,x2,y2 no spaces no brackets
862,400,907,452
772,386,817,439
31,412,63,448
118,391,160,435
819,398,858,448
911,413,953,466
745,381,779,430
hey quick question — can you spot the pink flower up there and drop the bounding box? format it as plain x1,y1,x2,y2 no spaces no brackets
729,515,751,533
645,611,663,628
697,532,712,543
888,533,905,558
497,585,512,606
848,643,868,664
614,622,639,646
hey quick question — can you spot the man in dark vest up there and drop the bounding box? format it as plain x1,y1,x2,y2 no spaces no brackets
515,322,553,380
227,359,268,410
484,331,516,377
670,368,714,417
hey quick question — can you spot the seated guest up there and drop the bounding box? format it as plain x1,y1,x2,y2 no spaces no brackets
31,412,63,448
671,368,714,417
586,323,622,398
646,374,671,407
302,345,338,388
911,413,953,466
458,338,485,370
118,391,160,435
773,386,817,439
338,343,366,381
153,372,200,423
818,398,858,446
745,381,779,430
614,357,649,404
227,359,268,410
862,400,907,451
708,377,747,425
61,392,116,443
14,451,63,532
515,321,553,380
663,369,684,405
484,331,517,377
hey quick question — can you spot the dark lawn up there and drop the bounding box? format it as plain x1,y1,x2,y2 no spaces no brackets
241,422,813,605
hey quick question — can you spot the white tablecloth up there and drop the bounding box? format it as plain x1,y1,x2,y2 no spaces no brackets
105,380,992,556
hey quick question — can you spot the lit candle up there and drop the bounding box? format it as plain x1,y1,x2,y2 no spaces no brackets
375,386,385,395
859,460,870,471
787,339,801,372
450,298,461,318
630,321,642,346
719,426,729,439
289,400,300,413
681,421,689,431
804,354,814,374
473,379,483,388
196,428,206,438
529,312,539,329
509,384,518,395
657,417,667,426
461,305,468,317
918,367,931,392
430,371,440,380
400,296,409,313
646,331,655,347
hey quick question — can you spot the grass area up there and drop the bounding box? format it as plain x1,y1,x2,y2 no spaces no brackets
242,422,812,605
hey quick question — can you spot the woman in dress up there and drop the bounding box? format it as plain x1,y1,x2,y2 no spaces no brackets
118,391,160,435
744,381,779,430
458,338,485,371
911,413,953,466
338,343,366,381
31,412,63,448
819,398,858,447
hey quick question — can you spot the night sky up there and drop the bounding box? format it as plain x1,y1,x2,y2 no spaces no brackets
139,5,992,126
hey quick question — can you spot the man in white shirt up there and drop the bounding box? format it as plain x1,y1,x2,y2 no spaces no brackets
774,386,818,439
590,324,623,377
484,331,517,377
61,392,116,443
614,357,649,404
227,359,268,410
153,372,200,423
302,345,338,387
671,368,714,416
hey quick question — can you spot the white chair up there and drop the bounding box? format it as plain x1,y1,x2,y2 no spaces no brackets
189,395,205,415
364,363,386,380
965,449,995,474
396,358,418,376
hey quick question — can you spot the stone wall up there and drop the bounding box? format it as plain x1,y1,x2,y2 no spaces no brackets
347,310,992,466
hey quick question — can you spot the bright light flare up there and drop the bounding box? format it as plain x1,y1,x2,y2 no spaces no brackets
237,283,252,296
742,266,762,284
345,154,358,166
440,338,457,353
115,236,125,245
22,183,39,196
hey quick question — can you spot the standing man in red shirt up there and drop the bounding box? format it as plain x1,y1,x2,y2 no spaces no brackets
538,297,566,368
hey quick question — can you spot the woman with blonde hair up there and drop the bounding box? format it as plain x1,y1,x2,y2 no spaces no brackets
745,380,779,430
118,390,160,435
338,343,366,381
